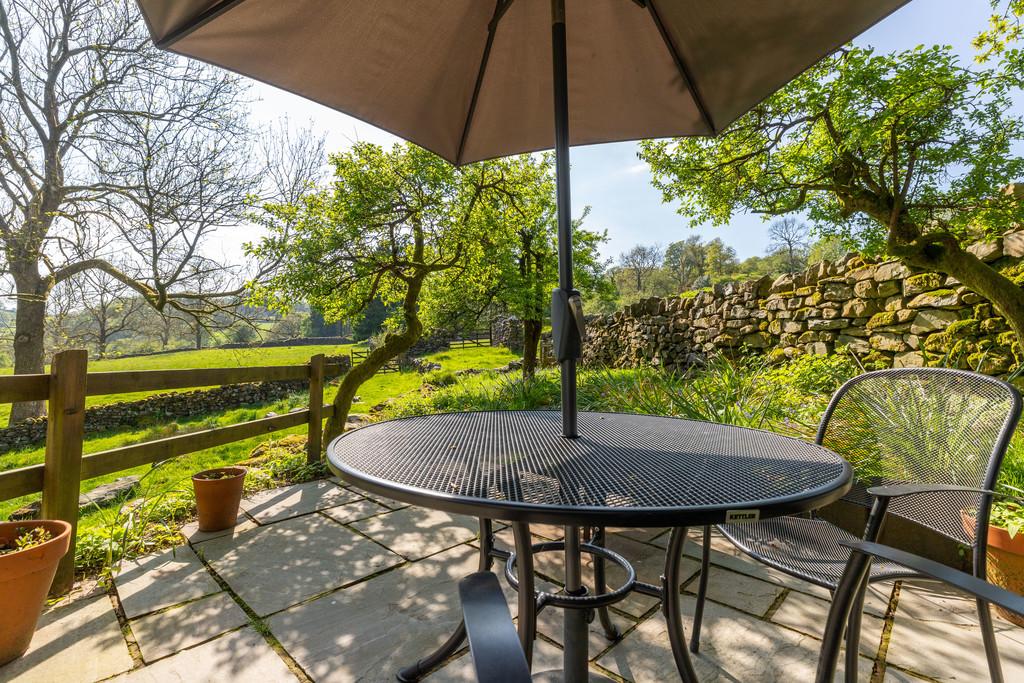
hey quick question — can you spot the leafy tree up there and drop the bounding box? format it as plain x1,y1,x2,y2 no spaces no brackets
640,44,1024,343
704,238,738,280
420,155,611,375
807,236,849,266
664,235,708,289
250,142,523,443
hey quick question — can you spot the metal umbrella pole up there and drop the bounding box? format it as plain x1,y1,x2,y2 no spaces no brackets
550,0,581,440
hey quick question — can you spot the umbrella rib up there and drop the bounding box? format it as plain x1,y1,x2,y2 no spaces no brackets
645,0,716,135
155,0,250,48
456,0,515,165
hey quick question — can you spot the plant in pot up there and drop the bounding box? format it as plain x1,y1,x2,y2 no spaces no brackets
192,467,247,532
0,520,72,665
962,499,1024,627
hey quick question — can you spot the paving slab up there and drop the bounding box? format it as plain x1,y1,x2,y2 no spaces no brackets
130,592,249,662
428,635,566,681
115,545,221,618
682,564,784,617
610,527,670,546
241,480,362,523
0,595,132,683
898,579,1024,645
596,598,873,682
887,589,1024,681
319,498,390,525
349,506,479,561
113,627,295,682
180,515,259,544
770,589,886,658
199,513,403,616
268,544,484,682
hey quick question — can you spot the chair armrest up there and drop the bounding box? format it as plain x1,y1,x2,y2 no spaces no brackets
459,572,531,683
840,540,1024,618
866,483,998,499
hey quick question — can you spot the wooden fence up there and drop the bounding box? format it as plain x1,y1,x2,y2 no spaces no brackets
0,350,346,594
350,348,400,373
449,329,491,349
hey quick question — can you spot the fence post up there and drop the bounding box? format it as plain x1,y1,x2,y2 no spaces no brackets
42,349,88,595
307,353,325,463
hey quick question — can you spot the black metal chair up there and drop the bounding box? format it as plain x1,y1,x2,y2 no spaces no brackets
816,538,1024,682
459,571,532,683
690,367,1022,682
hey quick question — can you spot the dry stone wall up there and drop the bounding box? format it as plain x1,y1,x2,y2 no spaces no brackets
584,234,1024,376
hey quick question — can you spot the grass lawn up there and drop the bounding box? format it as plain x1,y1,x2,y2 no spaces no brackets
0,345,517,520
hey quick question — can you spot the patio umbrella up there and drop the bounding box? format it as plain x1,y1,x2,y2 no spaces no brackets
136,0,909,438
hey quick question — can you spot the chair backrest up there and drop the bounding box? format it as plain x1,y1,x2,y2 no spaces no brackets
816,368,1021,545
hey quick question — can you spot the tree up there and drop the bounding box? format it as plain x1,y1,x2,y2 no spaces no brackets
703,238,737,280
807,236,849,266
250,142,521,443
767,218,810,273
0,1,321,422
664,235,708,290
640,44,1024,344
421,155,611,376
65,270,144,358
618,244,664,292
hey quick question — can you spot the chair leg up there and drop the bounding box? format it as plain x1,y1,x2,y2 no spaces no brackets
843,585,865,683
689,525,712,654
977,597,1005,683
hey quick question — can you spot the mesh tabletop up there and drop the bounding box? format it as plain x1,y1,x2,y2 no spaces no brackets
328,411,851,527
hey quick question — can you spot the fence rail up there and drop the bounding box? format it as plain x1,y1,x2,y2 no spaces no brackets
449,329,492,349
349,348,399,373
0,351,344,594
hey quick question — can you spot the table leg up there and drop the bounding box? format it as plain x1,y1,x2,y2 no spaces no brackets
397,518,495,682
563,525,590,683
591,527,621,641
663,527,700,683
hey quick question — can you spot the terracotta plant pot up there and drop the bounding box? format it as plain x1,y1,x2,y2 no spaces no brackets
0,520,72,665
961,510,1024,627
192,467,247,532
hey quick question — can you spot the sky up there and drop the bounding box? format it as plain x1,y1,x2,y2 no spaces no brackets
230,0,997,265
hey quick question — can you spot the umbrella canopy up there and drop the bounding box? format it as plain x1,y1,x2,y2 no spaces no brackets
139,0,907,165
137,0,908,440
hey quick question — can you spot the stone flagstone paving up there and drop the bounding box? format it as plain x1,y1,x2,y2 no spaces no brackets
4,478,1024,682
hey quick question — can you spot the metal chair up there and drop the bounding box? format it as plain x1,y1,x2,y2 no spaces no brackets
816,538,1024,681
459,571,532,683
690,367,1022,682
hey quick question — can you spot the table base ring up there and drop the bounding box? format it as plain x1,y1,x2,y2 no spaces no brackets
504,540,637,610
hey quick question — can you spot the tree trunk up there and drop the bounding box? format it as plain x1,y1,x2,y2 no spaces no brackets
9,266,49,424
522,318,542,377
891,232,1024,356
325,274,426,442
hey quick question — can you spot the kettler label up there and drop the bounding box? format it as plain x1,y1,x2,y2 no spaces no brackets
725,509,760,523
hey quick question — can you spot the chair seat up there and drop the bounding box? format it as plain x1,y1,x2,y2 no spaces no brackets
718,516,918,589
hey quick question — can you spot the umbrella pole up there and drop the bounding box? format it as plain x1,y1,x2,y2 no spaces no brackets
552,0,578,440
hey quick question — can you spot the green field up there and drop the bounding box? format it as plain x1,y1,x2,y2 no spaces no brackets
0,344,517,520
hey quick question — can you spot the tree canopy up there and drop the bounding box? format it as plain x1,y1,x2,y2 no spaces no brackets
251,142,552,437
640,42,1024,342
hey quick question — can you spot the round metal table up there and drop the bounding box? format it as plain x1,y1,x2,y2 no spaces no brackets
329,410,852,682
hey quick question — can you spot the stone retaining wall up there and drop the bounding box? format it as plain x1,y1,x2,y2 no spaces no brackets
583,234,1024,375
